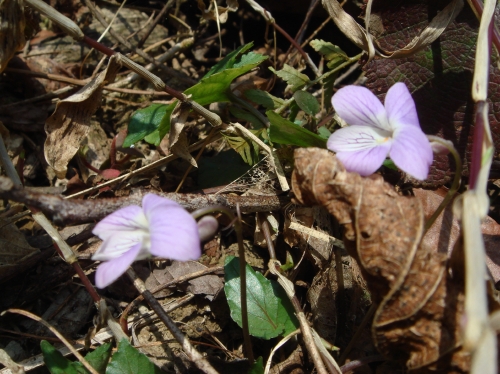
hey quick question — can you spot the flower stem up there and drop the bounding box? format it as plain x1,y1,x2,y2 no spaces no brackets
424,136,462,232
191,205,254,363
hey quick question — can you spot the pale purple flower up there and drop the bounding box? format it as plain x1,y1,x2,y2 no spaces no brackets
327,82,433,180
92,194,200,288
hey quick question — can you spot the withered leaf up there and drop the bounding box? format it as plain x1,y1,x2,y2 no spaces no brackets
292,148,470,371
44,56,120,178
0,0,25,73
363,2,500,186
169,101,197,167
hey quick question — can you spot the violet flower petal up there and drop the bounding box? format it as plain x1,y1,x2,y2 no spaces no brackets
91,232,143,261
327,125,392,153
142,194,201,261
197,216,219,242
92,205,147,241
384,82,420,129
390,125,433,180
94,242,142,288
335,140,392,176
331,86,390,131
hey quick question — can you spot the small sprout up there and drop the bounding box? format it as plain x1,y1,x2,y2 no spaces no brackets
92,194,201,288
327,83,433,180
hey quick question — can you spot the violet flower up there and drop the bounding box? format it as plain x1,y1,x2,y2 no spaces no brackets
92,194,200,288
327,82,433,180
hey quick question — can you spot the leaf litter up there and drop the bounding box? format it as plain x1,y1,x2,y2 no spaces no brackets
0,0,498,373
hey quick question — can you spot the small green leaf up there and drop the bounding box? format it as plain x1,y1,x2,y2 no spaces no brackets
123,104,169,147
224,256,299,339
244,89,285,109
41,341,87,374
248,357,264,374
267,111,326,148
310,39,348,69
106,339,162,374
84,343,112,374
204,42,254,77
269,64,309,92
317,126,331,139
382,159,397,170
293,91,320,116
222,128,264,165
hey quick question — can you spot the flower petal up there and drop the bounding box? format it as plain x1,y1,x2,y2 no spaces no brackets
332,86,390,131
91,231,143,261
94,242,142,288
92,205,147,241
384,82,420,129
390,125,433,180
335,142,392,176
142,194,201,261
327,125,391,153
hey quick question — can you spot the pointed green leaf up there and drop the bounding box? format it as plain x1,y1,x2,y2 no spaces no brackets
41,341,87,374
84,343,112,374
224,256,299,339
244,89,285,109
124,104,169,147
204,42,254,77
248,357,264,374
106,339,162,374
293,90,320,116
269,64,309,92
267,111,326,148
317,126,332,139
310,39,348,69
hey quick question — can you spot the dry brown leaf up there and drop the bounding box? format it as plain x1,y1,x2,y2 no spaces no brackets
196,0,238,23
169,101,197,167
167,261,223,300
415,188,500,283
0,217,39,282
292,148,470,372
44,56,120,178
0,0,26,73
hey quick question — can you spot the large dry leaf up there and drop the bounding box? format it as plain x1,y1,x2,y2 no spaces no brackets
44,56,120,178
363,2,500,186
292,148,470,371
0,0,25,73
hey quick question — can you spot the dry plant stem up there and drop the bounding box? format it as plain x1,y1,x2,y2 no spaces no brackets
268,260,328,374
339,355,385,373
1,309,98,374
119,266,224,334
424,136,462,232
229,122,289,191
466,0,500,54
126,269,219,374
191,205,254,363
257,213,276,259
137,0,176,48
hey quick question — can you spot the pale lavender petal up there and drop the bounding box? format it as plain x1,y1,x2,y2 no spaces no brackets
142,194,201,261
94,243,142,288
384,82,420,129
335,141,391,176
91,231,143,261
332,86,390,131
92,205,147,241
390,126,433,180
327,125,391,153
197,216,219,242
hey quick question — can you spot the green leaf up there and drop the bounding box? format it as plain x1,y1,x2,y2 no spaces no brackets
123,104,169,147
293,91,320,116
41,341,87,374
310,39,348,69
125,47,268,146
248,357,264,374
106,339,162,374
224,256,299,339
228,106,265,129
204,42,254,78
269,64,309,92
267,111,326,148
317,126,332,139
222,128,264,165
84,343,112,374
244,89,285,109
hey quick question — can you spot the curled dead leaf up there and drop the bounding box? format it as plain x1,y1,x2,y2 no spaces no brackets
169,101,197,167
44,56,120,178
291,148,471,371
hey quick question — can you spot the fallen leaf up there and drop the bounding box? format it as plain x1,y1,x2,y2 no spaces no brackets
44,56,120,178
292,148,470,371
167,261,223,300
